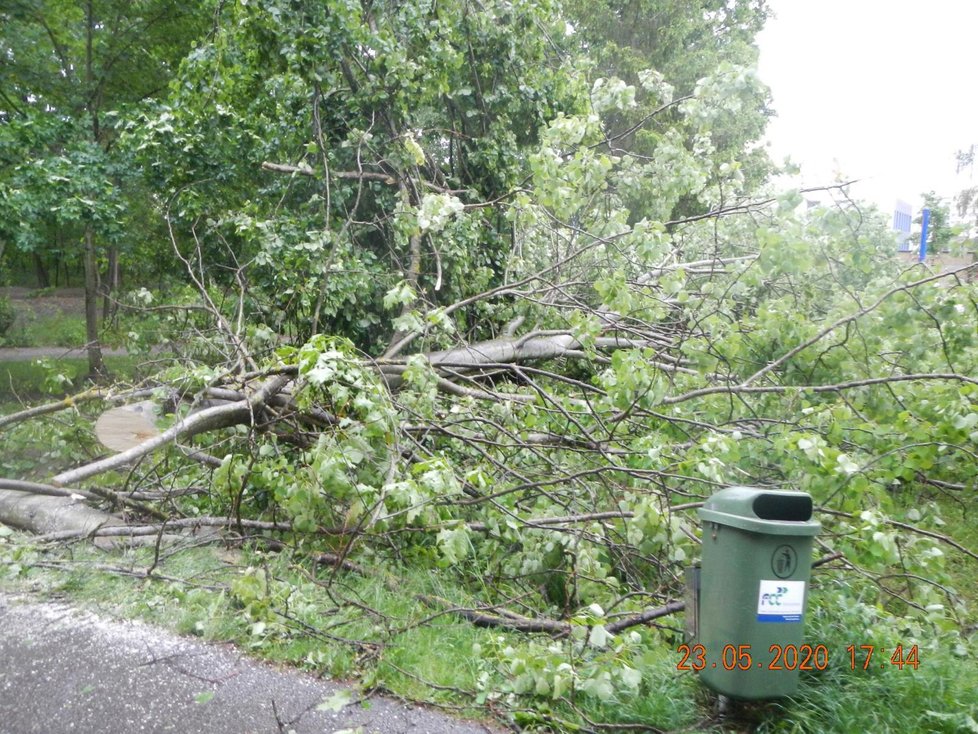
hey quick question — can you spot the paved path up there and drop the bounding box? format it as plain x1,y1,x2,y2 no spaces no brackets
0,592,497,734
0,286,129,363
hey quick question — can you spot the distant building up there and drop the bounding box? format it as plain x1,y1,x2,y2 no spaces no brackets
893,199,912,251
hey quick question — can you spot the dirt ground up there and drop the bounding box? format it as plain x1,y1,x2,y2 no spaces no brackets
0,286,87,326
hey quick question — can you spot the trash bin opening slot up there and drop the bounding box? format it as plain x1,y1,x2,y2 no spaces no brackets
752,493,812,521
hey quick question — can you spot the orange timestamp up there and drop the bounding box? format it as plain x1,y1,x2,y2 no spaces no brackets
677,643,920,672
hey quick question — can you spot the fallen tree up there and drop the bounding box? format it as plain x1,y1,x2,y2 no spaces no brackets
3,250,975,638
1,205,975,734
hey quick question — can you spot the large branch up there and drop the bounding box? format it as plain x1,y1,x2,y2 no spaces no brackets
261,161,396,185
417,552,844,637
51,375,290,487
662,372,978,407
0,490,123,548
426,333,582,366
0,478,99,502
0,478,167,520
636,255,757,284
34,516,294,542
742,263,978,387
0,388,157,431
419,593,684,636
383,333,665,379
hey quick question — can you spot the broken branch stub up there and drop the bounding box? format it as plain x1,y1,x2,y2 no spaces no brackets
51,375,290,487
95,400,161,452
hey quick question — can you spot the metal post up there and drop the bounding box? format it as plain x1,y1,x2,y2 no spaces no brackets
919,208,930,262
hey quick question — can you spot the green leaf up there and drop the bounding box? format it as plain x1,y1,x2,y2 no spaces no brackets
383,281,416,309
953,413,978,431
195,691,215,705
588,624,611,648
580,672,615,701
316,689,354,712
619,666,642,690
436,525,471,564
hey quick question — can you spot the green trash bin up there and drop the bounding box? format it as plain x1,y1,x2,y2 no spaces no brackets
693,486,820,699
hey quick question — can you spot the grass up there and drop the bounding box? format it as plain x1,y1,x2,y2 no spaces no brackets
1,535,975,733
0,310,88,348
0,356,142,401
932,494,978,620
743,593,978,733
0,543,504,718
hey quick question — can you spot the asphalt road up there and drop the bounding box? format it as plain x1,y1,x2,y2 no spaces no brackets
0,592,497,734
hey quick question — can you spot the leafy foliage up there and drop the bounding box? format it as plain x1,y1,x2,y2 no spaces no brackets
126,0,583,345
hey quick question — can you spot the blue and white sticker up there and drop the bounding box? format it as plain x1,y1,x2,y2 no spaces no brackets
756,579,806,623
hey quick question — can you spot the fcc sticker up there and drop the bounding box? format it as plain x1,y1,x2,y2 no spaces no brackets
757,579,806,623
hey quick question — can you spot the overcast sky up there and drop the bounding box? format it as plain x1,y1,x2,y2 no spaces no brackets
756,0,978,215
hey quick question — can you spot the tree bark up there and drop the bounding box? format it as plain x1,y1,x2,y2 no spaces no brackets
418,593,685,636
51,375,290,486
0,387,155,431
0,490,123,549
33,253,51,288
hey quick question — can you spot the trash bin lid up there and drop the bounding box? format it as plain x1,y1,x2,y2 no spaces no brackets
698,486,820,535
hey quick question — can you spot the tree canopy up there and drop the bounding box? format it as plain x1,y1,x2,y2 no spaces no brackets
0,0,211,373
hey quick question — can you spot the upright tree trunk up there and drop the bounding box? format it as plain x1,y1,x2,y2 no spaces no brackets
33,253,50,288
84,225,106,379
81,1,105,379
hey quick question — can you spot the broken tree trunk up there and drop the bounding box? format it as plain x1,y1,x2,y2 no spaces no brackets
0,490,124,549
51,375,290,487
94,400,161,452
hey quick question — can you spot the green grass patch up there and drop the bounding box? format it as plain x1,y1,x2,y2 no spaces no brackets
0,542,501,717
1,536,975,733
0,356,141,400
932,495,978,625
0,310,87,348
